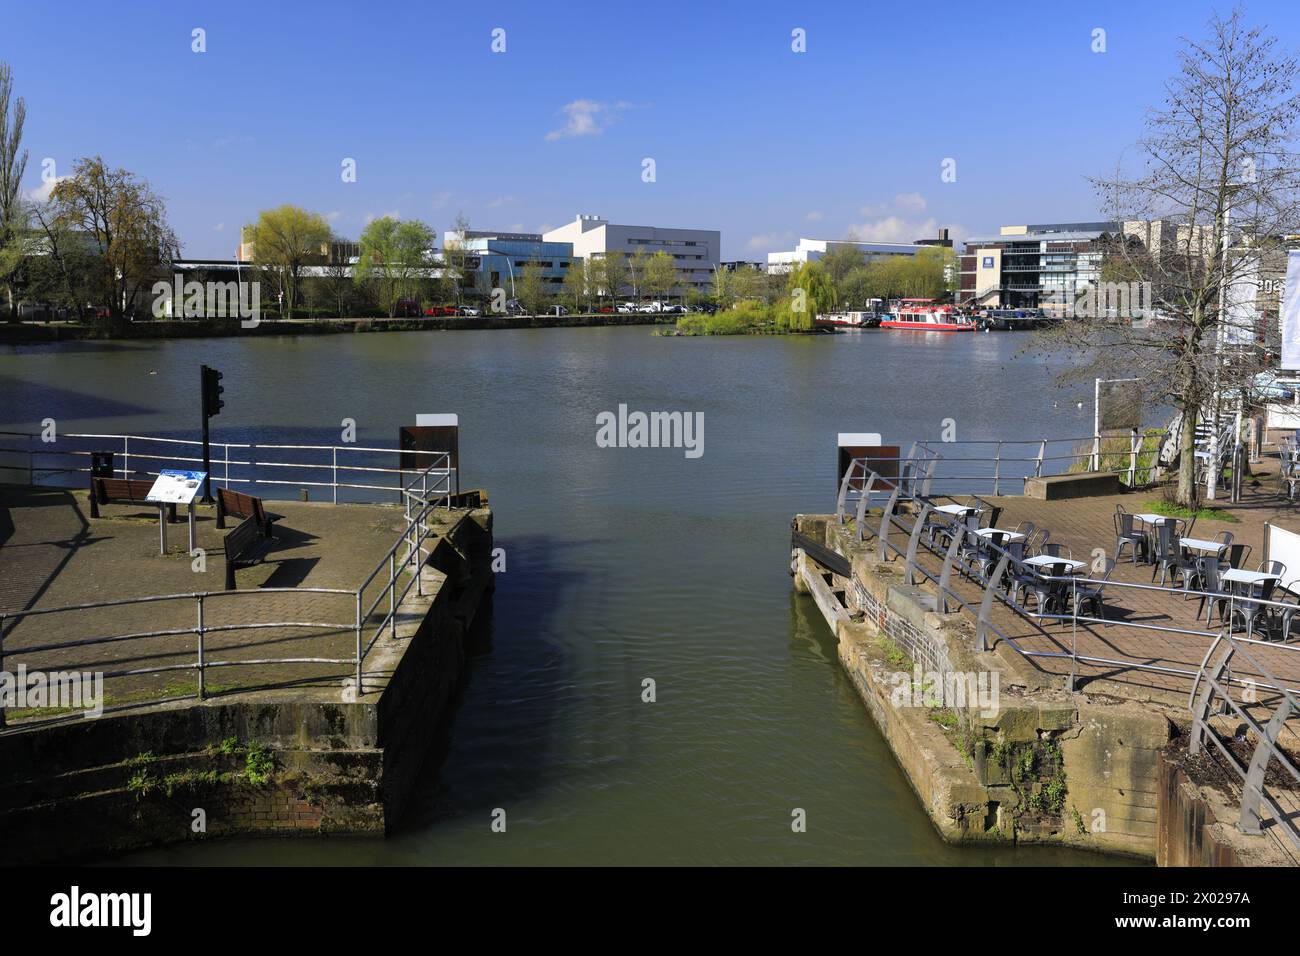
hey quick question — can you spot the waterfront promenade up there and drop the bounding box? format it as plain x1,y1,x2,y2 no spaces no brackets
0,482,460,715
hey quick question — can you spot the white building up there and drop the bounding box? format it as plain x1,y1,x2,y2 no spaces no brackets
766,238,921,274
542,215,721,295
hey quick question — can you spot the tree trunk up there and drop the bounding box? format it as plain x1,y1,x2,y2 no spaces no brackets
1177,404,1199,507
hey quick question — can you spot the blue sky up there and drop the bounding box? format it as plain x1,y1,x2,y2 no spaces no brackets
7,0,1299,259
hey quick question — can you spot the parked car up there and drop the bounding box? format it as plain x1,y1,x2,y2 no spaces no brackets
458,306,481,317
637,301,664,313
598,305,615,314
547,305,568,316
424,305,458,316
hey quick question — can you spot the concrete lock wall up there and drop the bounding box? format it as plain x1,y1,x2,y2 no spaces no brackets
793,512,1171,860
0,508,494,864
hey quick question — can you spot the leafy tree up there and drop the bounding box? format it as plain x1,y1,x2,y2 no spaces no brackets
441,211,472,304
320,236,354,318
244,204,331,319
627,247,649,300
518,260,550,314
783,261,835,330
820,243,865,290
0,63,27,322
643,250,677,302
50,157,178,328
562,257,588,312
355,216,435,317
597,252,628,305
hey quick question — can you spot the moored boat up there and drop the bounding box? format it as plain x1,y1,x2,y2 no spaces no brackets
880,299,976,332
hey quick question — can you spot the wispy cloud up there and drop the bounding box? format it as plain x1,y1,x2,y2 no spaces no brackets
431,191,451,211
27,176,68,202
486,195,515,208
746,230,793,252
805,210,823,222
545,99,639,140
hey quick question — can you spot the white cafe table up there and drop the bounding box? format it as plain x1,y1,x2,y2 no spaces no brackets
1181,537,1227,554
1134,513,1168,525
1022,555,1086,572
934,503,978,516
1221,569,1279,587
974,528,1024,542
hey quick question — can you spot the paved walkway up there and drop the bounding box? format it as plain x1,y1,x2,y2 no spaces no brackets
878,457,1300,707
0,484,453,718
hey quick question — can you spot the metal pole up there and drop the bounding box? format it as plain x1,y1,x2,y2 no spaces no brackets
332,447,338,505
1070,578,1079,691
0,615,6,729
196,595,206,700
389,552,396,641
993,442,1002,496
355,591,364,696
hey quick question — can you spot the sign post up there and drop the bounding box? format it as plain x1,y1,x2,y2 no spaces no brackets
146,469,206,555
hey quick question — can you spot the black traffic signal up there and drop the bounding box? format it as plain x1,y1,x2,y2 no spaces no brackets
201,365,224,418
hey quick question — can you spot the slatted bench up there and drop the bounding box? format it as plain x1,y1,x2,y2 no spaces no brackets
223,515,274,589
215,488,281,536
89,476,177,521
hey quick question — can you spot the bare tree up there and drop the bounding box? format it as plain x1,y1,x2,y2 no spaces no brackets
1037,8,1300,505
0,62,28,322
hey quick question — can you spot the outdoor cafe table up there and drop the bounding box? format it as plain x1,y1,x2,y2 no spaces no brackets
1221,569,1279,587
934,504,978,516
974,528,1024,542
1022,555,1086,573
1181,537,1228,556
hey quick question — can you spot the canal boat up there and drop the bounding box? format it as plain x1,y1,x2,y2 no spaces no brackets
880,299,976,332
815,311,882,329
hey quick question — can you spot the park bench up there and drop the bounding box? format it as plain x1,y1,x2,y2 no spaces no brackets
215,488,281,536
223,515,274,589
89,476,176,521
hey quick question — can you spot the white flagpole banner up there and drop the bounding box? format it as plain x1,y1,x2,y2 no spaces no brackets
1282,250,1300,370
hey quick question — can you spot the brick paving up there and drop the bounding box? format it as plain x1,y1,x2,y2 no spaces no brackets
0,483,456,717
876,457,1300,708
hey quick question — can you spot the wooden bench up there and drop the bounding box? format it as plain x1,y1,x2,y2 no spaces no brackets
216,487,280,536
224,515,274,589
89,476,177,521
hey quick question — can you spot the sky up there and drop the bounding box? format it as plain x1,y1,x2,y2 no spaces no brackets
5,0,1299,260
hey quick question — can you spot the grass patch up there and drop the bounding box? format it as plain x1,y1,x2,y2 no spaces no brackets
1142,500,1239,523
875,635,910,668
1067,427,1164,486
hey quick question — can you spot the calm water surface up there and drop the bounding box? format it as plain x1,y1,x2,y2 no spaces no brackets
0,326,1132,865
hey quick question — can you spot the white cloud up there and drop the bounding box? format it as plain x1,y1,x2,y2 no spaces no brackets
325,211,342,223
746,231,793,252
486,195,514,209
27,176,68,202
214,222,225,232
536,223,552,235
845,216,937,243
431,191,451,210
805,210,823,222
858,193,928,218
545,99,638,140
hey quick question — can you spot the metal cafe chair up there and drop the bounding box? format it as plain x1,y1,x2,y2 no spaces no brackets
1218,543,1251,573
1195,558,1231,625
1114,509,1145,566
1228,578,1277,641
1072,558,1115,620
1258,560,1287,578
975,531,1010,583
1267,582,1300,643
1151,520,1191,588
1040,542,1073,560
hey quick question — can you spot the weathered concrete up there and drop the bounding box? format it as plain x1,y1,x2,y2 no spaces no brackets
0,505,494,862
1023,471,1121,500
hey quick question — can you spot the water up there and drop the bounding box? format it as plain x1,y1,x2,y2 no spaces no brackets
0,327,1131,865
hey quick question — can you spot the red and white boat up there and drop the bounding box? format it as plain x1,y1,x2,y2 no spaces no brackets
880,299,976,332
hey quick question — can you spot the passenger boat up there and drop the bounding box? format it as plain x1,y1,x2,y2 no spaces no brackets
815,311,882,329
880,299,976,332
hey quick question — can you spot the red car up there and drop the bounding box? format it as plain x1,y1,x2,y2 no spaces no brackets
423,305,458,317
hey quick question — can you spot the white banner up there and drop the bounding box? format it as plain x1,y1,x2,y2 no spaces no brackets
1281,251,1300,370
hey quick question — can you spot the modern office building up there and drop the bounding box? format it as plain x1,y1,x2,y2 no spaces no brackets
542,215,720,296
443,230,575,298
958,222,1119,314
766,237,922,274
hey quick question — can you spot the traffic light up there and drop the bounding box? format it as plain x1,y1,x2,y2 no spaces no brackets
201,365,224,418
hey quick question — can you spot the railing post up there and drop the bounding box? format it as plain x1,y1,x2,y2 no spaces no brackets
877,487,900,561
1069,578,1078,691
332,447,338,505
993,442,1002,496
1129,428,1140,487
938,526,964,614
853,473,877,542
1034,440,1046,478
355,591,364,697
835,459,857,524
123,435,130,478
1189,635,1233,756
976,553,1010,652
0,614,6,729
906,504,932,586
1238,695,1294,835
389,552,396,641
196,595,206,701
920,453,941,498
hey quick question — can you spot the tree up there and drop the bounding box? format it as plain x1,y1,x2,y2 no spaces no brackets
782,261,835,330
0,63,27,322
1039,9,1300,506
627,247,649,300
441,211,472,305
821,243,866,293
354,216,435,317
50,157,178,328
562,257,588,312
643,250,677,302
244,205,331,319
597,252,628,305
518,260,550,315
320,236,354,318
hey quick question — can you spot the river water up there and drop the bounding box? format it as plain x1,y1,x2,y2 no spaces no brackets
0,326,1132,865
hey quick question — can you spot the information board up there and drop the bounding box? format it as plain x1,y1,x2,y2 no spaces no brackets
146,469,206,505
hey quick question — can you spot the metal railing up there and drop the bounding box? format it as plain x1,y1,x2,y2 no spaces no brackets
1189,629,1300,848
0,455,458,727
0,430,458,504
